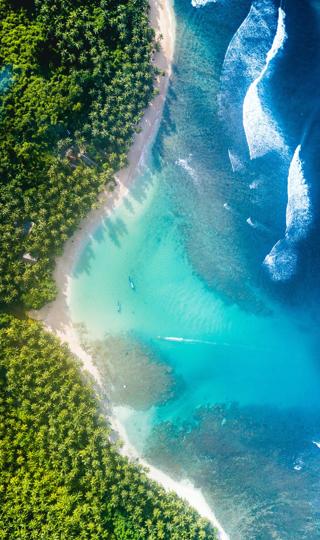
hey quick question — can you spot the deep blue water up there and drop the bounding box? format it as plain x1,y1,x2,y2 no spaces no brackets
70,1,320,538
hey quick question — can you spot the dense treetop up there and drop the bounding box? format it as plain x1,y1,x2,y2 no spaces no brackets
0,316,217,539
0,0,156,309
0,1,218,537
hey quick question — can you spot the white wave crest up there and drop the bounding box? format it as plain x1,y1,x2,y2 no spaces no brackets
228,148,244,172
219,0,278,164
285,145,312,242
243,7,288,160
263,239,297,281
249,180,260,190
220,1,275,86
263,145,312,281
246,217,257,228
191,0,217,7
247,216,271,235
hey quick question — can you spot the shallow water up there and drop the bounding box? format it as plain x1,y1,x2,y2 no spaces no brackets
70,1,320,537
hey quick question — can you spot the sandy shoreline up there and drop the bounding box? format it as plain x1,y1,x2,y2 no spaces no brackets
34,1,228,539
36,0,175,355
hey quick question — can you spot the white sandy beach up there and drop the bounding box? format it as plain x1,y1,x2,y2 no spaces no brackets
34,1,229,538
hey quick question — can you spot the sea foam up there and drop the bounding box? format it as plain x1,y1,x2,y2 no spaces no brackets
263,145,312,281
191,0,217,7
285,144,312,242
219,0,278,168
243,7,288,160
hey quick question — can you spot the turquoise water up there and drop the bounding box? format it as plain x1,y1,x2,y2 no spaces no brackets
70,1,320,537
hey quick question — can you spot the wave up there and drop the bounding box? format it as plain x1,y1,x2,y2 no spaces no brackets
191,0,217,7
249,180,260,190
293,457,304,471
219,0,279,167
247,216,272,235
228,148,244,172
263,145,312,281
176,156,201,188
246,217,257,228
285,145,312,242
243,7,288,160
263,238,298,281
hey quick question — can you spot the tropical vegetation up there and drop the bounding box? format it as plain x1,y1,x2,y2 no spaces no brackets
0,316,217,539
0,0,217,537
0,0,156,309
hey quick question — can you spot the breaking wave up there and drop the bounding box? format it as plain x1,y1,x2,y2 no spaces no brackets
264,145,312,281
191,0,217,7
263,239,297,281
219,0,279,167
228,148,244,172
243,7,288,160
285,145,312,242
249,180,260,190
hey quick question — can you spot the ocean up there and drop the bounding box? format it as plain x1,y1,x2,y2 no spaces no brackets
70,0,320,537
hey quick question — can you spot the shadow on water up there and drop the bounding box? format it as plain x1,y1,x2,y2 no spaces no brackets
129,165,155,205
104,217,128,248
73,162,156,277
73,216,129,276
72,241,96,277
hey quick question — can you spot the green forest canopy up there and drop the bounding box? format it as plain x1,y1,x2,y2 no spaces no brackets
0,316,217,539
0,0,156,309
0,0,218,537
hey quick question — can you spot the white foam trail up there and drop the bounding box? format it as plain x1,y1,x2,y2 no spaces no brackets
243,7,288,160
158,336,218,346
158,336,273,353
313,441,320,449
263,145,312,281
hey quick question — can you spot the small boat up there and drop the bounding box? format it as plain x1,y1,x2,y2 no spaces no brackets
128,276,135,290
117,301,121,313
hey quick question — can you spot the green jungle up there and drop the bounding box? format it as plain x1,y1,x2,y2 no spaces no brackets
0,0,217,538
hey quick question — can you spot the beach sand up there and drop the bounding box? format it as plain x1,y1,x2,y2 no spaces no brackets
34,1,228,538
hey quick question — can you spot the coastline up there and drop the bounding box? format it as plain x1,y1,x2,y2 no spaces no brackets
35,0,175,380
34,1,228,539
112,414,229,540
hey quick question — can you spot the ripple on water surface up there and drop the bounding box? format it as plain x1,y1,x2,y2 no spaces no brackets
70,0,320,537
